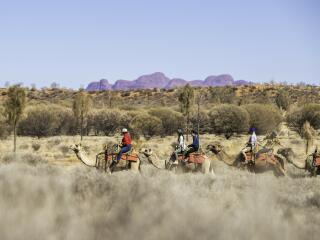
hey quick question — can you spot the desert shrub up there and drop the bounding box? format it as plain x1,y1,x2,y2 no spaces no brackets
129,113,163,138
243,104,283,134
275,90,291,110
0,106,10,139
209,104,249,135
18,105,77,137
286,104,320,132
46,138,62,150
255,91,272,104
18,107,60,138
0,122,10,139
1,153,47,165
32,143,41,151
86,111,98,135
55,108,77,135
149,108,184,135
93,109,123,135
209,87,236,104
190,110,210,133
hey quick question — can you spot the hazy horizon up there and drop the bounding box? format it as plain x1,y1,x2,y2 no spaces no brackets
1,0,319,88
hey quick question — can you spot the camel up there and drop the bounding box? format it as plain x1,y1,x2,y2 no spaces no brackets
69,144,166,173
206,143,286,176
277,148,320,177
165,151,215,175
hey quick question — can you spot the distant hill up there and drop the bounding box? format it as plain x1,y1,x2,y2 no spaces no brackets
86,72,252,91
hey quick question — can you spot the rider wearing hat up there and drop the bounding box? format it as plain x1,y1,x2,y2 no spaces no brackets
110,128,132,171
241,127,257,162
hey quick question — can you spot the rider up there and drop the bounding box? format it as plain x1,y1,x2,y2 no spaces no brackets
312,146,319,167
184,130,199,160
241,127,257,162
109,128,132,171
174,129,185,161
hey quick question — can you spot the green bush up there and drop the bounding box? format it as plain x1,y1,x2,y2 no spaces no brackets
129,113,163,138
243,104,283,134
18,105,76,137
190,110,210,133
55,108,77,135
93,109,123,135
209,104,249,135
149,108,184,135
18,107,59,138
209,87,236,104
0,106,10,139
286,104,320,132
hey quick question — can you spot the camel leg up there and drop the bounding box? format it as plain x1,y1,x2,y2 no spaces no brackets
277,164,287,176
269,162,286,177
274,155,287,176
202,158,212,174
130,160,140,173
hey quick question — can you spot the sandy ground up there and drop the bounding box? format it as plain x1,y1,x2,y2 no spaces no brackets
0,134,319,240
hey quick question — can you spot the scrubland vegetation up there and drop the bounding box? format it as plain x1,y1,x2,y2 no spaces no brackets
0,84,320,240
0,84,319,142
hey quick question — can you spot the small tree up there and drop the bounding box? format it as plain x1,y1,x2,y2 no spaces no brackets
73,90,92,141
275,90,291,111
4,86,26,152
178,84,194,140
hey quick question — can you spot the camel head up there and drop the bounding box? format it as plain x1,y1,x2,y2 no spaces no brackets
139,148,153,157
277,147,294,161
69,144,82,154
206,143,223,155
277,147,308,170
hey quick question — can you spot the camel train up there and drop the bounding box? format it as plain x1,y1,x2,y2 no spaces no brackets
70,127,320,177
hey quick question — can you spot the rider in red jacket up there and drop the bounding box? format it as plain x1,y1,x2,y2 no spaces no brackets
109,128,132,172
122,131,132,145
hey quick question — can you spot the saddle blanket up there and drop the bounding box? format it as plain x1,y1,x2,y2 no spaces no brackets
105,153,139,162
177,153,205,164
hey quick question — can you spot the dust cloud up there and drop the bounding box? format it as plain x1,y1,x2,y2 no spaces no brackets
0,156,319,240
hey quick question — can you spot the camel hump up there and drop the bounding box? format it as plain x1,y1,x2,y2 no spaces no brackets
106,153,139,162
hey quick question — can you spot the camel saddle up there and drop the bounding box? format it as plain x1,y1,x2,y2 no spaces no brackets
177,153,205,164
244,151,254,161
105,152,139,162
245,149,276,164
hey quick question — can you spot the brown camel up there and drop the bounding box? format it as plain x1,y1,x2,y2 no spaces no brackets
206,143,286,176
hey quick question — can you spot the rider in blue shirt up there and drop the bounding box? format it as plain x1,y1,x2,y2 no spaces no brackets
184,130,200,159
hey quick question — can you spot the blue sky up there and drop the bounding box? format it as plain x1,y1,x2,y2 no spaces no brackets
0,0,319,88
